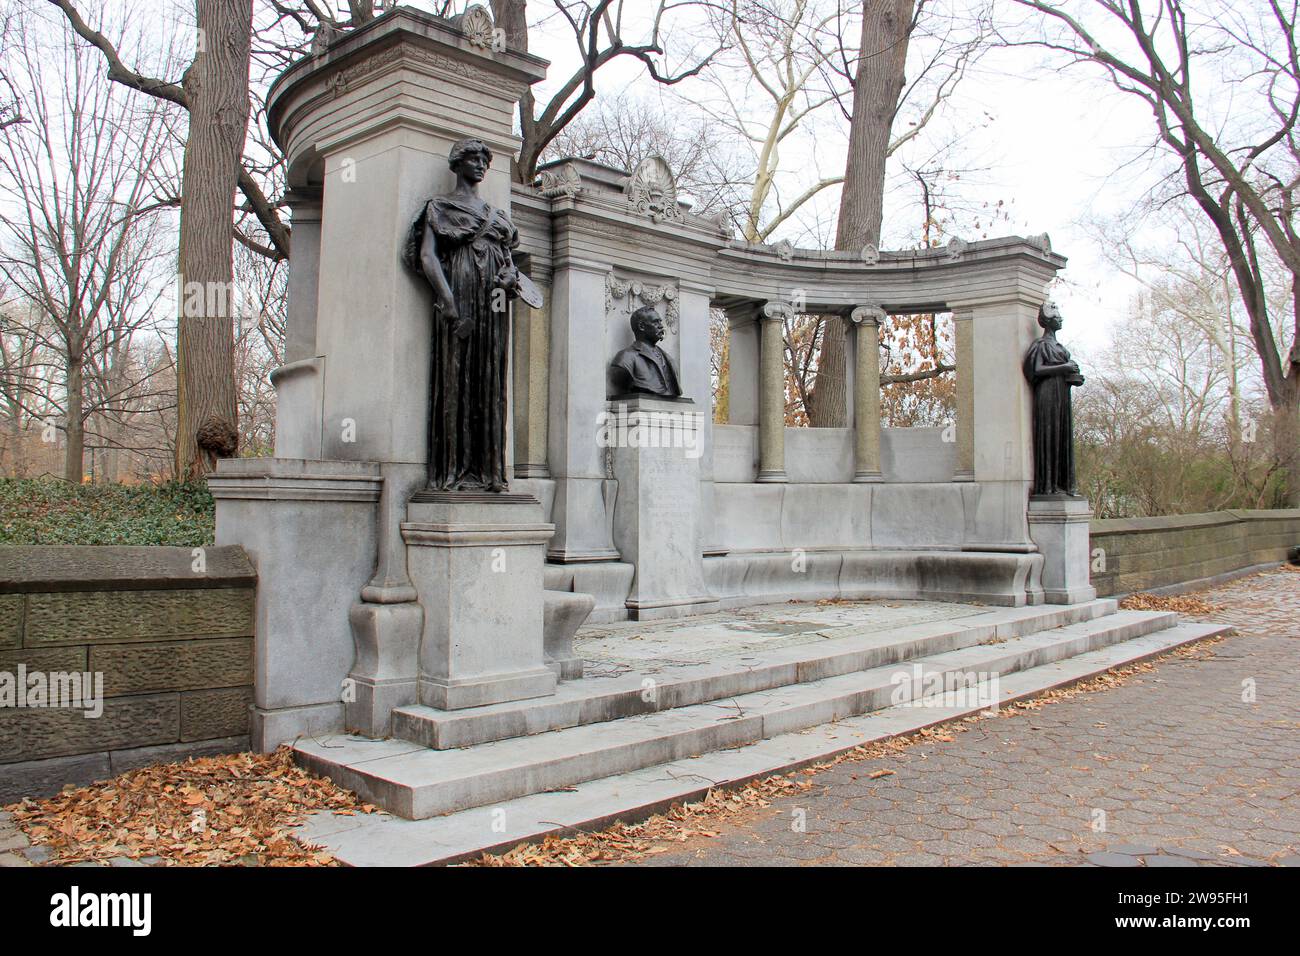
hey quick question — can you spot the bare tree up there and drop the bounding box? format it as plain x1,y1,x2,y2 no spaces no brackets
491,0,723,183
546,90,750,217
1009,0,1300,504
0,8,174,482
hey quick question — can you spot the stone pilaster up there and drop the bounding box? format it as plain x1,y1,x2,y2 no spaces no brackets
757,301,791,482
849,306,884,482
953,307,975,481
512,276,550,479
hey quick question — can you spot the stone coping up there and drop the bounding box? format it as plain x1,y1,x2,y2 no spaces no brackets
1092,509,1300,535
0,546,255,594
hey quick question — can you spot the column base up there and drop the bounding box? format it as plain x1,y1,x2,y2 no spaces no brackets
346,600,422,737
419,668,557,710
756,470,788,483
853,470,883,483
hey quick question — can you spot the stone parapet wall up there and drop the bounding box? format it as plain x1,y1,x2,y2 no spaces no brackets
1089,510,1300,596
0,546,256,803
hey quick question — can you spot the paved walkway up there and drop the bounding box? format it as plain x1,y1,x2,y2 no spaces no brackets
640,568,1300,867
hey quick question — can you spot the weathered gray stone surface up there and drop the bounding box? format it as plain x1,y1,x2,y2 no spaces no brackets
24,588,254,645
180,687,255,741
0,546,254,593
0,694,179,763
1090,509,1300,596
91,638,252,696
0,752,111,804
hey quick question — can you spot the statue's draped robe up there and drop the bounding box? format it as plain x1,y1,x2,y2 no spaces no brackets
1023,334,1077,495
410,196,517,491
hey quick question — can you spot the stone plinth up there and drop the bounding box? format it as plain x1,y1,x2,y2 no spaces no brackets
607,398,718,620
1028,495,1097,604
402,493,557,709
209,458,382,749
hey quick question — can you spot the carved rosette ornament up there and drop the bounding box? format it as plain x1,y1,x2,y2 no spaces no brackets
458,4,496,49
606,274,680,335
946,237,969,260
537,162,583,199
625,156,684,223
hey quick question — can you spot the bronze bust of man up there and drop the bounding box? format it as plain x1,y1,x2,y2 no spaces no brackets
609,305,682,398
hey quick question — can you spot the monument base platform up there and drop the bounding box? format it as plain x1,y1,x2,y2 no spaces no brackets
295,594,1226,841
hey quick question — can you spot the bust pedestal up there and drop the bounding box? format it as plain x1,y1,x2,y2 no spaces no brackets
606,397,718,620
1027,495,1097,604
402,493,557,709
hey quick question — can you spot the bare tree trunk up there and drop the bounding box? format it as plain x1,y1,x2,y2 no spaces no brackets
809,0,915,427
174,0,252,480
1278,389,1300,508
64,357,84,482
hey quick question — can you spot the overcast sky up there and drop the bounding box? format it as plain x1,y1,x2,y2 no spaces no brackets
517,0,1172,358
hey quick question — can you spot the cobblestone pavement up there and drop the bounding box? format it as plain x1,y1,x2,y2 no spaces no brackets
640,568,1300,867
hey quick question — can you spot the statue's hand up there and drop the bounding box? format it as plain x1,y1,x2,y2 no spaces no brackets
436,289,457,316
495,264,520,297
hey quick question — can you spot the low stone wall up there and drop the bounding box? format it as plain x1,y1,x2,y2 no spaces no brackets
1090,509,1300,597
0,546,255,803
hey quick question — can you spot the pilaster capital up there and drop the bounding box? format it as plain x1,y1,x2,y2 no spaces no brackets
849,305,885,327
759,301,795,322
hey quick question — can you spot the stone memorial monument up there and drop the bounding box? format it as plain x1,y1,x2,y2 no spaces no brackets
209,4,1100,758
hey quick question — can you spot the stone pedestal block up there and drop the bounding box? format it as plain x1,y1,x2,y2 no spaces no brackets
402,494,557,709
345,601,422,738
208,458,382,750
1028,495,1097,604
543,590,593,680
608,398,718,620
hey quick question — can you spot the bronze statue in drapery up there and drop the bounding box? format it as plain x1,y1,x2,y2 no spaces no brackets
1023,301,1085,496
403,138,540,492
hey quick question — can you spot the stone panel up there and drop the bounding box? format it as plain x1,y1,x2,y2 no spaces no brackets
90,638,253,696
108,736,249,775
180,687,253,742
0,596,20,647
0,646,88,674
0,752,111,804
24,588,254,646
0,693,180,763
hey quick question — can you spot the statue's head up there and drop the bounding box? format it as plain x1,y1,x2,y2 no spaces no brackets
630,305,665,346
448,138,492,184
1038,300,1063,331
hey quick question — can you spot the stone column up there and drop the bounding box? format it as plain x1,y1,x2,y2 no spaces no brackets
757,301,791,482
953,307,975,482
546,259,621,561
512,274,550,479
960,297,1042,552
725,307,759,426
271,191,323,460
849,306,884,482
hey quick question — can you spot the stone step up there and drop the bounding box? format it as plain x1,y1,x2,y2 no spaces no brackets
297,620,1228,866
391,599,1119,750
296,608,1175,820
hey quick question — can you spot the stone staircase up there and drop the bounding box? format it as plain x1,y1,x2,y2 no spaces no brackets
295,599,1227,831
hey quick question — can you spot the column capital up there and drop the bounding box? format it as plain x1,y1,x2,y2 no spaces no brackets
759,300,794,322
849,305,885,327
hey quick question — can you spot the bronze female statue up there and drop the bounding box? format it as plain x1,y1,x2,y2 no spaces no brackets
1023,301,1085,496
404,138,539,492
